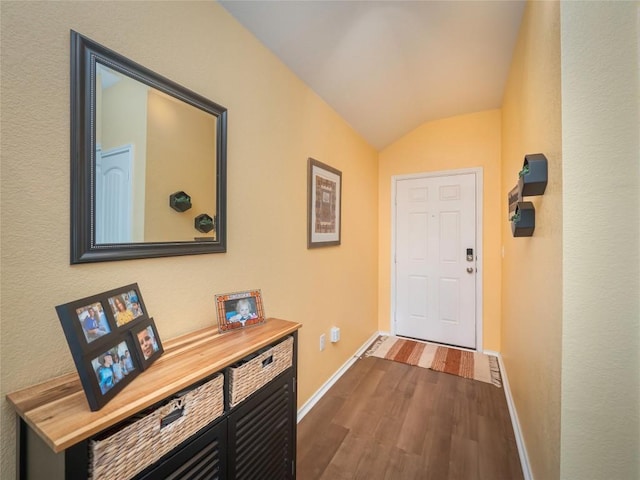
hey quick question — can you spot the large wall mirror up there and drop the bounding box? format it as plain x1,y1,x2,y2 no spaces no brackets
70,30,227,263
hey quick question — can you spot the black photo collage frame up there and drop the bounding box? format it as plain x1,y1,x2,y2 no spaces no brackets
55,283,163,411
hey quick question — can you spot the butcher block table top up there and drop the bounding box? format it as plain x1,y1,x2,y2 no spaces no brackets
6,318,301,453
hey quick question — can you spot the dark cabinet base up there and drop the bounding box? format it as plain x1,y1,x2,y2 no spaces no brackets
133,370,296,480
18,333,298,480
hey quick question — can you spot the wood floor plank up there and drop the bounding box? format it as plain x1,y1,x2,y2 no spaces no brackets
451,384,480,441
373,414,403,449
331,367,386,431
381,363,421,418
448,435,479,480
395,378,436,455
353,440,396,479
297,421,349,479
327,353,377,399
421,427,452,479
319,432,371,480
477,414,524,480
382,447,425,480
297,356,523,480
297,394,346,460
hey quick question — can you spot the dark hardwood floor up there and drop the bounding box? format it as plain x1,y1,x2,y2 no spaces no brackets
297,356,523,480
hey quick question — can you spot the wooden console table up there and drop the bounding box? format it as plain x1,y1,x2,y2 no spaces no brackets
7,318,301,479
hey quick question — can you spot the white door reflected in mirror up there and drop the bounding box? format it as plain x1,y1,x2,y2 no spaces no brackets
95,145,134,243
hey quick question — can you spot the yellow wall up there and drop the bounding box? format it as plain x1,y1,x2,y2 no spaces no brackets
501,1,562,479
378,109,502,351
560,2,639,478
0,2,378,478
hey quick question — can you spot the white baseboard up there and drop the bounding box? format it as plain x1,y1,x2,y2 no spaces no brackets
485,350,533,480
297,330,381,422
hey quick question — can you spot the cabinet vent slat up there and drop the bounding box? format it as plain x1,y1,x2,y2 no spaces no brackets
235,385,289,427
185,460,217,480
242,453,287,480
236,428,290,475
164,440,221,480
231,377,294,480
236,432,288,478
235,389,289,451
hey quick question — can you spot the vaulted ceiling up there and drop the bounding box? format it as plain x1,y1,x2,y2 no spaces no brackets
219,0,526,150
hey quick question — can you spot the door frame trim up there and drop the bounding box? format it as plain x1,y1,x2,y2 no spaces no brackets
390,167,484,351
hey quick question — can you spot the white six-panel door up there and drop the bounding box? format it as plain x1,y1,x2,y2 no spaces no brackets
95,145,133,244
394,172,478,349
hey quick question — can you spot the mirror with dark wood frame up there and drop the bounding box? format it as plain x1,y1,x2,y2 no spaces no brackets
70,30,227,263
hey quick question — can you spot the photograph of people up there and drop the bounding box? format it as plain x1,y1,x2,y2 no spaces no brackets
76,303,110,343
226,298,258,324
130,298,143,318
91,341,134,395
137,326,159,360
94,352,115,394
109,290,144,327
108,290,144,327
123,350,134,372
111,353,125,382
112,296,134,326
125,291,144,319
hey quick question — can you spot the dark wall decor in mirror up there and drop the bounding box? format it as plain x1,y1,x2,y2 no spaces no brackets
70,30,227,263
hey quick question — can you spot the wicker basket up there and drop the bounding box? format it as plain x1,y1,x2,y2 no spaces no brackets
89,373,224,480
229,336,293,408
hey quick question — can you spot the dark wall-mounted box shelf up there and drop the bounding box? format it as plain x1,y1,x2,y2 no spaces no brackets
518,153,548,196
511,201,535,237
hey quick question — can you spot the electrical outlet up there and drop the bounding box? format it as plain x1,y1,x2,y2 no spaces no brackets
319,334,326,351
330,327,340,343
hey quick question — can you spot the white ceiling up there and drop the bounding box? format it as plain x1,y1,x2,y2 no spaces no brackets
219,0,525,150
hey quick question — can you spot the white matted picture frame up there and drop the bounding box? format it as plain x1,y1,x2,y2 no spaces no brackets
308,157,341,248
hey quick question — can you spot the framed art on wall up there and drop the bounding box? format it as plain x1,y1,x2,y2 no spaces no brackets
308,157,342,248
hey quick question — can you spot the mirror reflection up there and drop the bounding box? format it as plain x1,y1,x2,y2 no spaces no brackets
70,30,227,263
96,63,217,244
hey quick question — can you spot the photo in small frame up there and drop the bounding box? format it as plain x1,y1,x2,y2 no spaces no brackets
215,290,266,333
75,301,111,343
130,318,164,370
107,286,146,327
57,294,117,355
90,339,138,395
83,336,139,410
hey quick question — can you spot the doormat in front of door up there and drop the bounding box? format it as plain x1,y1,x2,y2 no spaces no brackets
364,335,502,387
